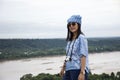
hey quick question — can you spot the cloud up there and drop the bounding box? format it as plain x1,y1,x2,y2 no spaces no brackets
0,0,120,38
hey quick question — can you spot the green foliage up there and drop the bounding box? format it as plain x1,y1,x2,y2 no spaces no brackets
20,73,61,80
20,74,32,80
88,72,120,80
0,37,120,60
20,71,120,80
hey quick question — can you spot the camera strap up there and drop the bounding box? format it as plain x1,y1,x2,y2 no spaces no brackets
65,39,76,61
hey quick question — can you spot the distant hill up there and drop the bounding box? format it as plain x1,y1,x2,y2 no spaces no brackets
0,37,120,60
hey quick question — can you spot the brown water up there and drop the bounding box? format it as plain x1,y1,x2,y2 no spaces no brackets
0,51,120,80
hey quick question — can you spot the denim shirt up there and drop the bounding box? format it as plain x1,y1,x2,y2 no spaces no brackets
65,34,89,73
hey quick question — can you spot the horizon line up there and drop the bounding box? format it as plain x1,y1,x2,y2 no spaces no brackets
0,36,120,39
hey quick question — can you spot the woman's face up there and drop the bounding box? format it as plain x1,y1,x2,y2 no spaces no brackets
68,22,79,33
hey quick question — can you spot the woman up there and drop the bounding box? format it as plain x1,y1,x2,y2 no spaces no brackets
59,15,89,80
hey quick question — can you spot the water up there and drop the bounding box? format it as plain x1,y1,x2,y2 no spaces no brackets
0,51,120,80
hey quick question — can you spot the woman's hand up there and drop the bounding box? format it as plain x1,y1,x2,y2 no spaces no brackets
78,73,85,80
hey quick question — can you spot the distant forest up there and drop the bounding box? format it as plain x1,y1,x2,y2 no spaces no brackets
0,37,120,60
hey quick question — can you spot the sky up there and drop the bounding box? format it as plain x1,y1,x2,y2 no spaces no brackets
0,0,120,39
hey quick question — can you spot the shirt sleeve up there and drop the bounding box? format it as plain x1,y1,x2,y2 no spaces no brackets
78,35,88,57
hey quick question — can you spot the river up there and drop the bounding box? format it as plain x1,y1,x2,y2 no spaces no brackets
0,51,120,80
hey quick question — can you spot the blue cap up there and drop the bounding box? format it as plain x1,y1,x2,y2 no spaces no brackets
67,15,82,24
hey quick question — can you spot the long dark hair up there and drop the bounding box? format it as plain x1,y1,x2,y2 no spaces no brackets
66,23,84,41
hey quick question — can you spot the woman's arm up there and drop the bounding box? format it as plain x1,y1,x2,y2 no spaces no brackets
80,56,86,74
59,62,66,77
78,55,86,80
